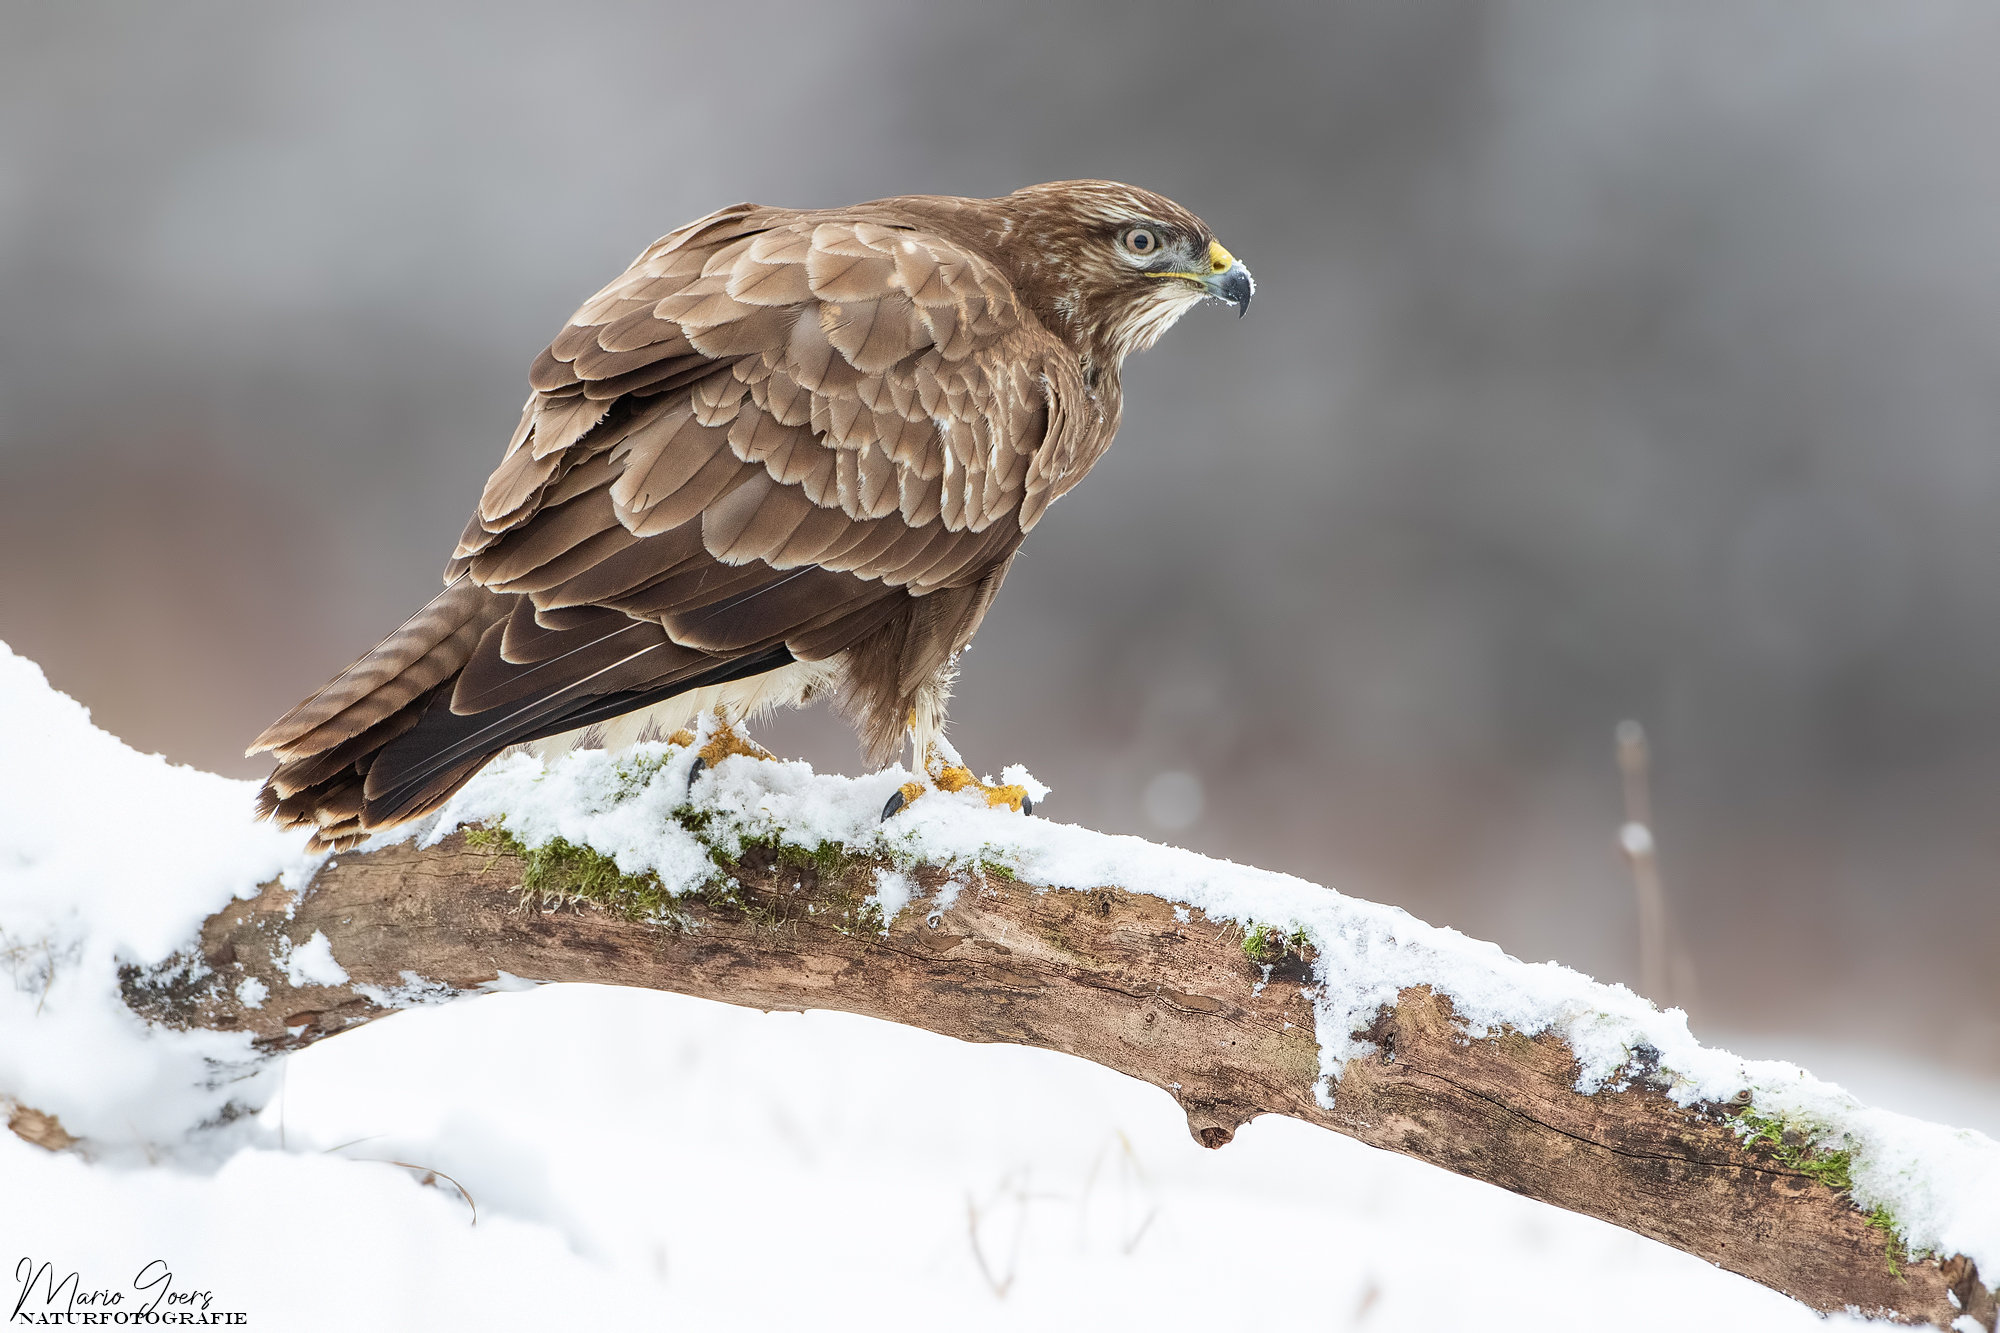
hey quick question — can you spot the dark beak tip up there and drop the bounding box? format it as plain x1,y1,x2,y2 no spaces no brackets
1197,260,1253,316
1217,266,1253,318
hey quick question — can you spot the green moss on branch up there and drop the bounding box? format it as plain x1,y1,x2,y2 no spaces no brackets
1728,1107,1921,1278
464,826,689,925
464,815,893,941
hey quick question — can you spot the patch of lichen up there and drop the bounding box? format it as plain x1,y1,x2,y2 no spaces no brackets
1729,1106,1924,1277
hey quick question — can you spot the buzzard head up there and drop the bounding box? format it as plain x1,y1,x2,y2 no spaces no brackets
997,180,1254,370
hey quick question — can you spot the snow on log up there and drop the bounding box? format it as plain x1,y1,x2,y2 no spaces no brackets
3,640,1997,1328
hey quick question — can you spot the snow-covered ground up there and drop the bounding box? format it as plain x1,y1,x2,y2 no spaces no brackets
1,637,1993,1329
7,984,1926,1332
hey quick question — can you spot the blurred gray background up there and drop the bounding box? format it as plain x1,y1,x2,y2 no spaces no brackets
4,1,1996,1069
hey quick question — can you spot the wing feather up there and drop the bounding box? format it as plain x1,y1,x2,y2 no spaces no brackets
769,501,863,567
628,455,755,538
532,523,709,609
662,567,867,653
609,403,729,515
467,488,622,588
683,304,798,359
596,310,693,355
726,258,814,307
818,514,920,575
609,557,782,622
476,442,564,530
453,606,693,714
448,202,1072,710
585,352,716,402
700,470,819,564
785,593,907,661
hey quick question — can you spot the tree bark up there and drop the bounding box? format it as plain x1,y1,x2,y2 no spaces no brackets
111,830,1993,1328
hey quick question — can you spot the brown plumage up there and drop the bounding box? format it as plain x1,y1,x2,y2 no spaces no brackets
249,180,1254,850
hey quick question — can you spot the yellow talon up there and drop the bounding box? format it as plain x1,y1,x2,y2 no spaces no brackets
682,715,773,797
987,783,1030,811
934,764,1028,811
882,744,1035,820
697,717,771,767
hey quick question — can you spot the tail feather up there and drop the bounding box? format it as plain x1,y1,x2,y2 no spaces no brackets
251,582,800,851
247,577,506,758
282,612,492,758
259,699,430,799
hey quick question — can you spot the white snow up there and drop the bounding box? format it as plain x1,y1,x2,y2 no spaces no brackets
7,985,1917,1332
999,762,1050,805
0,643,318,1153
867,867,917,931
1,637,1996,1327
275,929,350,988
927,878,964,920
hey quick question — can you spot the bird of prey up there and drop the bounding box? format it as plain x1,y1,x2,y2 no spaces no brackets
250,180,1253,851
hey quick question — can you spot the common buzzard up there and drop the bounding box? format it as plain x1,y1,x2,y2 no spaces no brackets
250,180,1252,850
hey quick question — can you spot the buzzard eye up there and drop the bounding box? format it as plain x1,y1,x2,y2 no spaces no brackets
1123,227,1159,256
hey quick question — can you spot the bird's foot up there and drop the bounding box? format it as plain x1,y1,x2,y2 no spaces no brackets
682,714,773,790
881,747,1033,820
935,763,1033,814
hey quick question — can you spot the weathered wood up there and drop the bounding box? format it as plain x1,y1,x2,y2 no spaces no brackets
114,831,1994,1328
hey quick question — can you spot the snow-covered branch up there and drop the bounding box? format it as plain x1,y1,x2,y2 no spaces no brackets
126,826,1995,1327
5,642,1997,1328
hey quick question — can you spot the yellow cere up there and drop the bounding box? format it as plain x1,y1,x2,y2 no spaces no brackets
1149,239,1240,284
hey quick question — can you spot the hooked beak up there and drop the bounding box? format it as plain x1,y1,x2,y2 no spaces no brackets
1203,240,1254,317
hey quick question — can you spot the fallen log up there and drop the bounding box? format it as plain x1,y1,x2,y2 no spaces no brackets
113,821,1994,1329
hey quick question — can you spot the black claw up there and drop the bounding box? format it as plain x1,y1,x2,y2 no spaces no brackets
881,790,906,821
1021,795,1034,816
687,756,706,792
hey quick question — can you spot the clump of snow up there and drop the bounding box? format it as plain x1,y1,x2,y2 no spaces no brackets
867,869,916,932
927,879,964,921
235,977,268,1010
352,969,460,1011
275,929,349,988
0,642,319,1155
999,763,1050,804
